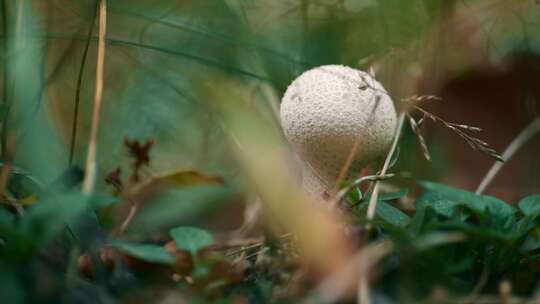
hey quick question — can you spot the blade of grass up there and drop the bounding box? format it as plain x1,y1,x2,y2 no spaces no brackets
82,0,107,194
1,0,8,159
0,32,274,83
69,1,98,167
475,117,540,194
0,0,24,199
107,4,313,68
366,113,405,225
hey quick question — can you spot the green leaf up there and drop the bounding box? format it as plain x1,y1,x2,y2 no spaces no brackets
484,196,516,219
521,229,540,252
0,207,15,228
132,186,230,234
0,164,44,206
418,181,486,214
408,203,431,235
375,201,411,228
338,180,362,204
21,192,92,246
89,194,119,209
124,171,226,235
347,188,363,204
0,270,26,304
418,181,515,218
415,192,465,220
379,189,409,201
110,240,175,265
170,226,214,254
426,200,460,218
518,195,540,216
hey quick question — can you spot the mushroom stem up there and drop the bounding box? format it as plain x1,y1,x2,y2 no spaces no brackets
366,113,406,224
301,161,330,200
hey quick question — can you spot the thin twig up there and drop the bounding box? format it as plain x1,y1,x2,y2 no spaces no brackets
82,0,107,194
366,113,406,224
244,246,269,261
224,234,292,257
225,242,265,257
118,203,137,234
335,173,395,203
69,1,99,167
475,117,540,194
464,266,489,304
214,237,265,250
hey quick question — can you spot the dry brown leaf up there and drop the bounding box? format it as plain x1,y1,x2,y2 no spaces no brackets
126,170,224,201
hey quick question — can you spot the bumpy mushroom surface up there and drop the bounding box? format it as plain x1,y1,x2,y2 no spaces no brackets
280,65,397,195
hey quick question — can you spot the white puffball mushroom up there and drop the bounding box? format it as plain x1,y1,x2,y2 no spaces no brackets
280,65,397,196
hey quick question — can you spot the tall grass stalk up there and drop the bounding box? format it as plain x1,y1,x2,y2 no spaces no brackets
82,0,107,194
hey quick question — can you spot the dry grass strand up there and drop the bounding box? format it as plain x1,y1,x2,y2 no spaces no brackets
82,0,107,194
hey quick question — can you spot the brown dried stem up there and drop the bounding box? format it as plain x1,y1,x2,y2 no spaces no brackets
407,113,431,161
476,117,540,194
82,0,107,194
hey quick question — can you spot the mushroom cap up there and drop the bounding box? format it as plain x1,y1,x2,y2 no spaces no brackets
280,65,397,184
